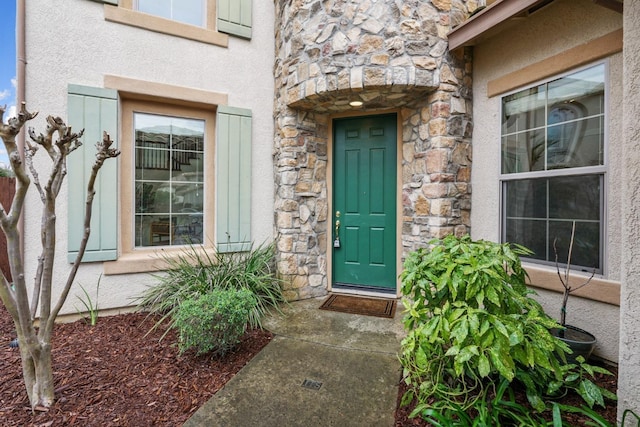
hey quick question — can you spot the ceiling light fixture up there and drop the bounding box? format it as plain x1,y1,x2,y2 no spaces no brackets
349,100,363,107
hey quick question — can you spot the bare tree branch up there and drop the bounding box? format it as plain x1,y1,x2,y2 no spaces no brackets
554,220,597,326
49,132,120,329
0,104,38,229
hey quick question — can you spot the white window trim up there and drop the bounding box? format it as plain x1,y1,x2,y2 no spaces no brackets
104,0,228,48
498,60,609,275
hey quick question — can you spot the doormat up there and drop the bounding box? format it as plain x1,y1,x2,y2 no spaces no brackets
319,294,396,319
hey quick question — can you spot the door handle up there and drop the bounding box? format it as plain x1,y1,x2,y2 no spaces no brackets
334,211,341,248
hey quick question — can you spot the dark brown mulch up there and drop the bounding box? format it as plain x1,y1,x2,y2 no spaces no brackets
394,362,618,426
0,304,272,426
2,301,619,427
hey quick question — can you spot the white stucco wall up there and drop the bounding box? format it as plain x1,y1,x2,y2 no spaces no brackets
619,0,640,417
470,0,622,361
22,0,275,314
533,288,618,362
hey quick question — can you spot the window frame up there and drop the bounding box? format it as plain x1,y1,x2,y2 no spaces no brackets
118,99,216,272
104,0,228,47
499,60,609,274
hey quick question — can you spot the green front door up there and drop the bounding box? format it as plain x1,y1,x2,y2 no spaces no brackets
332,114,397,291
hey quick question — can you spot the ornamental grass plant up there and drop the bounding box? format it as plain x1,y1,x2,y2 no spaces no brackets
136,242,286,334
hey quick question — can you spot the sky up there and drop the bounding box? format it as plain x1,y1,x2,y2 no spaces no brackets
0,0,17,167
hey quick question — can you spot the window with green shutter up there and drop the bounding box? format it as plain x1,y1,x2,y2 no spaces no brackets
216,106,252,252
67,85,119,263
74,83,252,273
96,0,234,47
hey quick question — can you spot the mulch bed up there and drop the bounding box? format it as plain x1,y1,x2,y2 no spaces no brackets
2,302,618,426
0,305,272,426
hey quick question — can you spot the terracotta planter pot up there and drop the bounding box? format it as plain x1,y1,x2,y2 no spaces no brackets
551,325,597,363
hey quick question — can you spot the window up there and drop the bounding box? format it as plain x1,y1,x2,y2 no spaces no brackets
134,113,205,247
501,63,605,272
68,80,252,274
101,0,252,44
121,101,216,258
135,0,206,27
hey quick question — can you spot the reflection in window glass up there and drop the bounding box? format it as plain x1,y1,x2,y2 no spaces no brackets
136,0,205,27
504,175,601,271
134,113,205,247
502,85,546,134
500,63,605,273
501,130,545,173
501,64,604,174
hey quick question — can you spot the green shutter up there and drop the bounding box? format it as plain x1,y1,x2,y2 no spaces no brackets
217,0,252,39
67,85,118,263
216,106,252,253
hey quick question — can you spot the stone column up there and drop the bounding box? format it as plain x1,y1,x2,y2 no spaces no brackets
273,0,476,300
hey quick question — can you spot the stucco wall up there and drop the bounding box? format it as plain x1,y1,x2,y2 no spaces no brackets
23,0,275,314
470,0,622,361
533,288,618,362
619,0,640,416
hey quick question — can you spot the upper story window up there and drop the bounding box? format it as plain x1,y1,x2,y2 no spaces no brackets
500,63,606,272
100,0,251,43
135,0,206,27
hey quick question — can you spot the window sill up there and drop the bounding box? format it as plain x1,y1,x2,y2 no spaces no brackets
104,5,228,48
524,263,620,306
103,246,218,275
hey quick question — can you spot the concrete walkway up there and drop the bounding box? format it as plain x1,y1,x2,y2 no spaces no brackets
184,296,406,427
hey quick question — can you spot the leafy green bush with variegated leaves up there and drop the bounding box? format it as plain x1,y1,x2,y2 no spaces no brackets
400,234,616,425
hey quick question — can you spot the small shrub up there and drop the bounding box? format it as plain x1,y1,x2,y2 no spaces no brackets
136,241,286,333
173,288,256,357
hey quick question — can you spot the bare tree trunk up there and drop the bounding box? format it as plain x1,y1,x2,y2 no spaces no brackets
17,333,54,407
0,105,120,408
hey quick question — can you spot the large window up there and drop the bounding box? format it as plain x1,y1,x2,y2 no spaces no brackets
134,113,205,247
120,100,216,258
501,63,605,272
135,0,205,27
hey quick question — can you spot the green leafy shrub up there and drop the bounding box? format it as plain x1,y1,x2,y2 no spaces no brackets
400,234,615,424
173,288,256,357
136,242,285,332
418,377,613,427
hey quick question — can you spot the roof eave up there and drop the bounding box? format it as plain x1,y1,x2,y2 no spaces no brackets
448,0,553,50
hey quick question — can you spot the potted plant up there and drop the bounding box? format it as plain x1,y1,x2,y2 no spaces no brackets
551,221,597,362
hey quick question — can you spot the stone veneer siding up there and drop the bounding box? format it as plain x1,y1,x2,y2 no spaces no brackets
274,0,476,300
